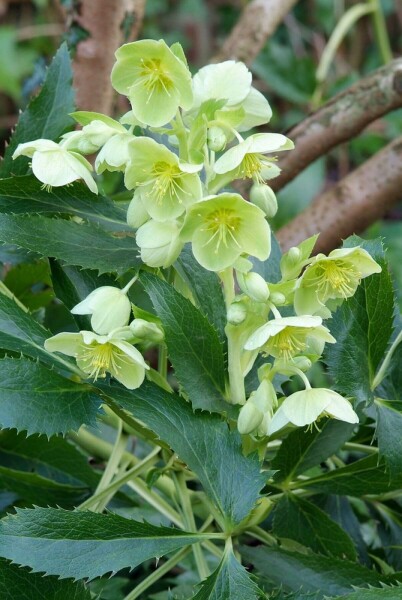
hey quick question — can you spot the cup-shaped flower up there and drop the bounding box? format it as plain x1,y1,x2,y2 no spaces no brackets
268,388,359,435
71,286,132,335
213,133,294,183
136,219,184,268
45,329,149,390
125,137,202,221
12,139,98,194
245,315,335,361
111,39,193,127
294,247,382,316
180,193,271,271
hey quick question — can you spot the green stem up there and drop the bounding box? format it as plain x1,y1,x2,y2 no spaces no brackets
371,330,402,390
174,472,210,580
0,281,29,312
128,477,184,528
158,344,168,380
343,441,378,454
370,0,392,63
90,420,126,512
246,525,277,546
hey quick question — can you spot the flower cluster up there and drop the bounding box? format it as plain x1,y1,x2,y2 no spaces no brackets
13,39,382,435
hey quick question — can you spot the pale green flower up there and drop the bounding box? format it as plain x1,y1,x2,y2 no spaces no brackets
238,379,277,435
111,39,193,127
127,189,150,229
214,133,293,183
61,112,127,155
244,315,335,360
45,329,148,390
294,247,382,316
12,139,98,194
191,61,252,110
125,137,202,221
95,133,134,174
71,286,132,335
136,219,183,268
268,388,359,435
180,192,271,271
236,87,273,132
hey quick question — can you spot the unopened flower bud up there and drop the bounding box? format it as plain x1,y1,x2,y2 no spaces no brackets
71,286,132,335
269,291,286,305
227,300,248,325
250,184,278,218
207,126,227,152
236,271,269,303
130,319,164,343
127,190,150,229
288,247,302,263
136,220,183,268
238,401,264,435
251,379,277,413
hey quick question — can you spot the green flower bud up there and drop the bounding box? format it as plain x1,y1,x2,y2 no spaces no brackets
130,319,164,343
236,271,269,303
227,300,248,325
71,286,132,335
268,291,286,306
207,126,227,152
250,184,278,218
127,190,150,229
238,401,264,435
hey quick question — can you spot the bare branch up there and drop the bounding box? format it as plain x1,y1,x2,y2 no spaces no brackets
276,136,402,253
212,0,299,64
272,58,402,192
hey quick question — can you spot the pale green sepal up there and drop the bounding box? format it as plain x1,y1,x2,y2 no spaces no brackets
127,189,150,229
136,219,184,268
191,60,252,109
95,133,134,174
71,286,132,335
237,87,273,131
250,184,277,218
238,401,264,435
236,271,269,302
44,332,83,356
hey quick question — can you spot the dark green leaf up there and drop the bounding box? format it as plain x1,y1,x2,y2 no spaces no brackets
325,237,394,402
272,420,354,483
0,44,75,178
241,545,396,598
0,507,206,580
326,585,402,599
0,358,100,436
273,494,356,560
0,214,140,275
0,558,91,600
141,273,228,413
376,400,402,480
192,548,261,599
381,341,402,399
0,177,127,231
175,245,227,347
97,380,265,527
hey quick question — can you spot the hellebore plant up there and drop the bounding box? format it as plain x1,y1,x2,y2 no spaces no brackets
1,39,398,600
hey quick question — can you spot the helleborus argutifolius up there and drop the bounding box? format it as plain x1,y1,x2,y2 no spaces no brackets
71,286,133,335
180,192,271,271
237,379,277,435
125,137,202,221
191,61,252,110
236,271,270,303
250,183,278,218
268,388,359,435
95,133,135,174
111,39,193,127
136,219,184,268
294,247,382,316
12,139,98,194
213,133,294,183
244,315,335,361
45,329,148,390
127,189,150,229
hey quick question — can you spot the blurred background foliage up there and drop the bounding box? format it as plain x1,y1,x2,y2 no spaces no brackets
0,0,401,323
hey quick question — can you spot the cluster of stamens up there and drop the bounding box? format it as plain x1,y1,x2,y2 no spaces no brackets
78,342,118,380
240,153,276,184
134,58,174,103
310,260,361,298
201,209,241,253
272,327,307,361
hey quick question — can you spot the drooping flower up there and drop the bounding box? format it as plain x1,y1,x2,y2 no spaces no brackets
71,286,132,335
237,379,277,435
294,247,382,316
45,329,148,390
125,137,202,221
180,192,271,271
213,133,294,183
268,388,359,435
12,139,98,194
244,315,335,360
191,61,252,110
136,219,184,268
111,39,193,127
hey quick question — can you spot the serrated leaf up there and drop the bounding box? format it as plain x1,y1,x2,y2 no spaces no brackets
376,400,402,480
0,358,100,436
241,545,398,598
0,177,127,231
4,260,53,311
325,237,394,402
0,44,75,178
192,548,261,599
175,245,227,347
0,507,207,580
272,420,354,483
0,558,91,600
299,454,402,496
0,214,140,275
97,380,265,527
141,272,228,413
273,494,356,560
326,585,402,599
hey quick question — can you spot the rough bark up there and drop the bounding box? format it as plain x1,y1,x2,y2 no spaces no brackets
276,136,402,253
212,0,299,64
271,58,402,192
72,0,146,115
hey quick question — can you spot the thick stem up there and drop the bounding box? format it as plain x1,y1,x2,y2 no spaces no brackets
372,330,402,390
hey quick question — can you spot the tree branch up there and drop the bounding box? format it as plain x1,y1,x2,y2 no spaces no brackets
276,136,402,253
271,58,402,192
212,0,299,64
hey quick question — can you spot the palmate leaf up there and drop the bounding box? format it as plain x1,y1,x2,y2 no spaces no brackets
97,380,265,528
0,558,91,600
0,507,207,580
141,272,228,413
0,214,140,275
0,44,75,178
0,358,100,436
325,237,394,402
0,176,127,231
192,548,262,599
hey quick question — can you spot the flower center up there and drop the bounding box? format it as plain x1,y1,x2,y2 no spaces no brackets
273,327,307,361
201,208,241,253
240,153,276,184
79,342,118,380
138,59,174,102
144,161,188,205
311,260,361,298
